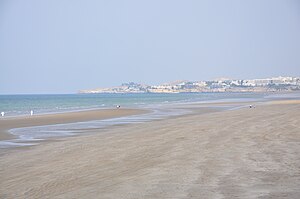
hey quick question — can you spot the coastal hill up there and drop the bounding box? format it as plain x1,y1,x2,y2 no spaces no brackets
79,76,300,93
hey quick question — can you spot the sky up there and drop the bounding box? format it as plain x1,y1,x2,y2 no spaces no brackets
0,0,300,94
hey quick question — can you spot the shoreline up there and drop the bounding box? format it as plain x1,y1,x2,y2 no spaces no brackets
0,108,148,141
0,99,275,144
0,99,253,144
0,97,296,146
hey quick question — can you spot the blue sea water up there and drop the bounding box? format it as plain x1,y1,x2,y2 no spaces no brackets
0,92,271,149
0,93,267,117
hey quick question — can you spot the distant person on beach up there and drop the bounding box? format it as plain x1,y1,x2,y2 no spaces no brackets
30,110,34,116
1,112,4,117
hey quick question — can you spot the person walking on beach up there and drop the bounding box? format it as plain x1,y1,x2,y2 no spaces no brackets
1,112,4,117
30,110,34,116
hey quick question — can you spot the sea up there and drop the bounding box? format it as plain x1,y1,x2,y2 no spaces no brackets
0,92,296,149
0,92,268,117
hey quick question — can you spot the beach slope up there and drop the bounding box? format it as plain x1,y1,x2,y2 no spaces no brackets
1,102,300,198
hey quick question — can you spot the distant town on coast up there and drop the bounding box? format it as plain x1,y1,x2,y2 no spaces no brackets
79,76,300,94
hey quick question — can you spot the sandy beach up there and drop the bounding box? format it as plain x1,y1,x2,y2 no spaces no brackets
1,101,300,198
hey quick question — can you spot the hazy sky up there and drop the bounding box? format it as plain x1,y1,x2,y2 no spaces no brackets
1,0,300,94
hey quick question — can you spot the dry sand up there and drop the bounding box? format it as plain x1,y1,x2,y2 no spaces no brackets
0,102,300,198
0,108,147,140
268,99,300,105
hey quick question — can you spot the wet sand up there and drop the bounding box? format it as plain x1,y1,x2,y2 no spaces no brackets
0,102,300,198
0,108,147,140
